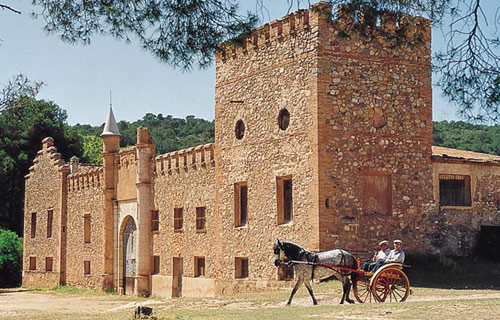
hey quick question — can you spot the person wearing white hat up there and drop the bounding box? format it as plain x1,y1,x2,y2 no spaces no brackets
360,240,391,271
369,239,406,272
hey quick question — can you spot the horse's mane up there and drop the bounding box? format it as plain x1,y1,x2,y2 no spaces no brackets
282,241,308,261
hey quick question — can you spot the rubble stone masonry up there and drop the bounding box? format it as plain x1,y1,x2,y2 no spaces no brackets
23,2,500,297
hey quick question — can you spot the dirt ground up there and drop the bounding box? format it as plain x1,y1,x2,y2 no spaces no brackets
2,285,500,319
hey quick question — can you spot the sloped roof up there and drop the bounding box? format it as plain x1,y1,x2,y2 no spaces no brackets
432,146,500,163
101,106,121,136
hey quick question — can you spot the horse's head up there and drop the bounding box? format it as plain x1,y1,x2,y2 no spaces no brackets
273,240,286,267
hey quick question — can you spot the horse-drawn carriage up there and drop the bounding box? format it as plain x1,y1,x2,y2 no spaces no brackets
352,262,411,303
274,240,412,305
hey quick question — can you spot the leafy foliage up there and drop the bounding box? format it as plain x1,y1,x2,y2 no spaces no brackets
75,113,214,156
82,135,103,165
0,228,23,287
433,121,500,155
0,74,44,111
0,97,83,234
31,0,257,69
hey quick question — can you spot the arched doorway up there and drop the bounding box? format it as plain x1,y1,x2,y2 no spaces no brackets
123,217,137,294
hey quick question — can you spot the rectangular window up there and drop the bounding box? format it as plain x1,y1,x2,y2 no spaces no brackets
46,257,53,272
196,207,206,230
84,214,91,243
84,261,91,275
151,210,159,231
47,210,53,239
194,257,205,277
277,176,293,224
29,256,36,271
278,264,294,281
31,212,37,239
152,255,160,275
174,208,183,230
439,174,472,206
235,257,248,279
234,182,248,227
362,172,392,215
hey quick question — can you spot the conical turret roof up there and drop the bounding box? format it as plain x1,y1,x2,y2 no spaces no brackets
101,106,121,136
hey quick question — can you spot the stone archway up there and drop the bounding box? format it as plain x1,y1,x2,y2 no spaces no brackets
122,217,137,295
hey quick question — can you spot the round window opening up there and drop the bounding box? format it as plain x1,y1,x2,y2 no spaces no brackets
278,109,290,130
235,120,245,140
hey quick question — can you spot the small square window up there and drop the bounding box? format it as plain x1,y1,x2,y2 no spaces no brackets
151,210,159,231
174,208,183,230
235,257,248,279
194,257,205,277
46,257,53,272
439,174,472,206
29,256,36,271
196,207,206,230
84,261,91,275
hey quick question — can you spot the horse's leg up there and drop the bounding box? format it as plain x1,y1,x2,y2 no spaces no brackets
287,277,304,306
344,277,354,304
304,280,318,305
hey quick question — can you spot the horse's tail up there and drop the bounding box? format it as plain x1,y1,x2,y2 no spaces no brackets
350,256,358,290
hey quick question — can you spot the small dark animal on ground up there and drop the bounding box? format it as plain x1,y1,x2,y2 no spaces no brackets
134,306,153,318
273,240,358,306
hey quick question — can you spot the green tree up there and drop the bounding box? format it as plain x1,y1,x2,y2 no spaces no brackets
82,135,103,164
0,228,23,288
0,97,83,234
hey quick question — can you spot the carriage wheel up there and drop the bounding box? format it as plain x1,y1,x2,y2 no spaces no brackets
353,277,375,303
372,267,410,302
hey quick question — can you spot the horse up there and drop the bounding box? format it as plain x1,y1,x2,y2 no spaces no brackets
273,240,358,305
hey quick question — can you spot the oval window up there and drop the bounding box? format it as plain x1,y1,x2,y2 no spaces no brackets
278,109,290,130
235,120,245,140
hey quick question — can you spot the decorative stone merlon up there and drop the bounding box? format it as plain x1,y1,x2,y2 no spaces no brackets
42,137,54,150
70,156,80,173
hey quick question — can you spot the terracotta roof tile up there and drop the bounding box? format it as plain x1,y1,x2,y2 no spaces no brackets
432,146,500,163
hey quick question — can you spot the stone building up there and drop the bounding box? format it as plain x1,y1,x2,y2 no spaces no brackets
23,3,500,297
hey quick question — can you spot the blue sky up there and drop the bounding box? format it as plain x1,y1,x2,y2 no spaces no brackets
0,0,496,125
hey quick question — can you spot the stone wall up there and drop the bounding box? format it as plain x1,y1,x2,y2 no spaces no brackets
429,160,500,255
215,7,321,289
316,3,434,254
152,144,217,297
66,167,105,289
23,138,67,287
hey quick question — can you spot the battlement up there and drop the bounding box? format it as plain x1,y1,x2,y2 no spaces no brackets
68,167,104,192
118,147,137,169
155,143,214,176
217,2,430,61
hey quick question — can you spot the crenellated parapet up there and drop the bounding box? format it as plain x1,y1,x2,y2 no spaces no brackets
68,167,104,192
217,1,430,62
155,143,214,176
118,147,137,169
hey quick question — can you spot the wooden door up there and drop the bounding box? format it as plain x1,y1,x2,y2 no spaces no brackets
172,257,183,297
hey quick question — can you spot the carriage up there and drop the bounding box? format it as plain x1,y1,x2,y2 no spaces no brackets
351,262,411,303
274,240,412,305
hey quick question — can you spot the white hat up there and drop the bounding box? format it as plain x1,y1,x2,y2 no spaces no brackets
378,240,389,246
393,239,403,244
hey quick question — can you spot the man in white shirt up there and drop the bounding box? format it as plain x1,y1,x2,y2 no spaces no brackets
369,239,406,272
360,240,390,271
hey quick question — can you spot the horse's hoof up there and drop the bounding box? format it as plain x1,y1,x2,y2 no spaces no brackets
313,301,318,305
347,299,355,304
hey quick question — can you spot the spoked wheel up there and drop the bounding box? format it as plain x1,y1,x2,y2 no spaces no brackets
372,267,410,302
353,276,375,303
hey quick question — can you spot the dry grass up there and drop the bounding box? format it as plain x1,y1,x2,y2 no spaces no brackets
2,281,500,320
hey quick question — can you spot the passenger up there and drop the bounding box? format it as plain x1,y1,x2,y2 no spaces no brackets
369,239,405,272
360,240,390,271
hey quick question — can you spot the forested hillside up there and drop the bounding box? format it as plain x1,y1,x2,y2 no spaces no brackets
433,121,500,156
73,113,215,163
73,118,499,164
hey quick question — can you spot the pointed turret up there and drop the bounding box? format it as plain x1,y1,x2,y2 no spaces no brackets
101,106,121,137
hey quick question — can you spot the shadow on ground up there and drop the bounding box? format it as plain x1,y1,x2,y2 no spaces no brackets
405,253,500,290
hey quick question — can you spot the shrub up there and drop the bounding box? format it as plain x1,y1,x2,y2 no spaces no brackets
0,228,23,288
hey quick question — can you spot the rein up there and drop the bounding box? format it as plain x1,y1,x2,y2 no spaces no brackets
281,259,364,275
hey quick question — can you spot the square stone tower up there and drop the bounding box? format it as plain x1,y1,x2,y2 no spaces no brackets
214,1,433,262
